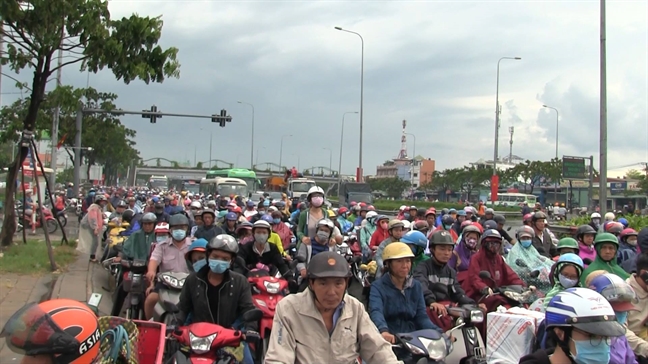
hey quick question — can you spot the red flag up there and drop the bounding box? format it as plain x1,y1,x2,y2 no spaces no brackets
56,133,67,149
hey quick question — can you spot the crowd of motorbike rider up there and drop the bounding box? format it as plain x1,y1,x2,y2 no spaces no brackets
5,183,648,364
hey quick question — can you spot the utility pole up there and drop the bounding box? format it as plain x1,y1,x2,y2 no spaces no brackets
508,126,514,164
49,39,63,187
599,0,608,217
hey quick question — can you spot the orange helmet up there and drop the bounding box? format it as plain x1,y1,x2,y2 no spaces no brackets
1,299,100,364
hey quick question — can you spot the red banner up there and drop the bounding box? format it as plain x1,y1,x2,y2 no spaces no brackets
490,175,499,202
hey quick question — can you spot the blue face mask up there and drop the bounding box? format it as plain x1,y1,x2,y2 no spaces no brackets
404,213,410,219
273,218,281,224
558,274,578,288
171,229,186,241
156,235,167,243
208,259,230,274
520,239,532,248
193,259,207,272
571,338,611,364
615,311,628,325
444,224,452,230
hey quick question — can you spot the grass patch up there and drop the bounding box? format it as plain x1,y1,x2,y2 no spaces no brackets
0,240,78,274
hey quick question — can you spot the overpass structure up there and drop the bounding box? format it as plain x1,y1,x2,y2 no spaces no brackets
128,166,349,186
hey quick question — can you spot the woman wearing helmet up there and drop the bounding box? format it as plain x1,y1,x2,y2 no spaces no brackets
1,299,102,364
575,224,597,267
447,223,482,276
236,220,291,279
506,226,554,294
257,214,289,259
369,242,442,349
265,251,400,364
580,233,631,285
295,219,337,291
618,228,639,273
336,206,353,234
296,186,329,246
452,209,467,235
358,211,379,257
461,229,525,313
520,288,625,364
589,212,602,231
271,210,294,251
235,221,253,242
368,215,390,250
177,234,257,364
372,219,406,278
542,253,584,310
79,193,109,262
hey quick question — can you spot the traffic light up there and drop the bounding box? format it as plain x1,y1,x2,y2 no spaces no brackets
142,105,162,123
211,109,232,127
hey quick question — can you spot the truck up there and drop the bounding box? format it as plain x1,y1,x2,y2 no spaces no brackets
339,182,373,207
287,178,317,201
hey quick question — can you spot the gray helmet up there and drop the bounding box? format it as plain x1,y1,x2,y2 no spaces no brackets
116,200,127,208
169,214,189,227
207,234,239,256
307,251,351,279
493,214,506,224
94,194,107,203
142,212,157,223
429,230,455,246
482,220,498,230
201,208,216,219
576,224,597,239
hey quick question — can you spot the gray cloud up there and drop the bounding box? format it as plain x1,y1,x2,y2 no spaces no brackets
2,0,646,176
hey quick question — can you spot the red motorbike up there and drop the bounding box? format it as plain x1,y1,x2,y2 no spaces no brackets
16,206,57,233
165,304,262,364
247,270,288,363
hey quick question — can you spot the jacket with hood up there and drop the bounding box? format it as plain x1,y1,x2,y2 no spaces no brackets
177,266,258,331
369,273,440,334
580,243,630,286
626,274,648,357
369,227,389,249
625,227,648,273
264,289,402,364
577,239,597,267
461,248,524,301
121,228,156,261
413,256,474,306
359,219,377,249
447,240,476,273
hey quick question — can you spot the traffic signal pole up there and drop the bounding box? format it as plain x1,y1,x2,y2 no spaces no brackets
72,106,232,196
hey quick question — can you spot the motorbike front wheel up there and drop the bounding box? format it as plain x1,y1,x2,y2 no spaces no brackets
57,214,67,227
46,219,57,234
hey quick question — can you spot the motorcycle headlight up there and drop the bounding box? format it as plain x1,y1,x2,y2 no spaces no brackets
419,337,447,360
470,309,484,323
161,274,184,289
189,331,217,354
263,281,281,294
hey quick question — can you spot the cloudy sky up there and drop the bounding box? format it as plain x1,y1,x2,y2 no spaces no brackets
2,0,647,177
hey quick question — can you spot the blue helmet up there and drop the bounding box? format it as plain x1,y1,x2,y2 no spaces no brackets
246,200,255,207
400,231,428,248
225,212,238,221
457,210,467,216
556,253,584,270
617,218,629,228
261,214,274,224
263,200,270,207
185,238,208,260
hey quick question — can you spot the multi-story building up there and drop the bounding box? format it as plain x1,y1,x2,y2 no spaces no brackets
375,156,435,189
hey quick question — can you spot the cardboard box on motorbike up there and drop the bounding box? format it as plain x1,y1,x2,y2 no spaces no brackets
486,308,545,364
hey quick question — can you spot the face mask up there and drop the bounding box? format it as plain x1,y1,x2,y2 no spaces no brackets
571,338,610,364
486,242,500,254
311,197,324,207
273,218,281,224
558,274,578,288
404,213,410,219
444,224,452,230
193,259,207,272
380,222,388,229
615,311,628,325
171,229,186,241
627,239,637,246
208,259,230,274
520,239,532,248
316,231,330,242
156,235,167,243
465,238,478,249
254,233,268,244
258,209,265,215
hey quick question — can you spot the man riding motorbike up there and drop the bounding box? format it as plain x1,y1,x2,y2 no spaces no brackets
193,208,224,242
530,212,557,258
400,230,430,270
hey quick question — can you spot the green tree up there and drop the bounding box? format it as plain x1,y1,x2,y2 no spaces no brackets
171,161,179,168
55,167,74,184
625,169,644,180
196,161,203,169
0,0,180,247
510,160,555,194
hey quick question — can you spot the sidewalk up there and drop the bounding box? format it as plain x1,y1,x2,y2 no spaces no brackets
0,252,113,361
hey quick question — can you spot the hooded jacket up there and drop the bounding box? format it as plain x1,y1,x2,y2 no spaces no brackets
625,228,648,273
121,228,156,261
577,239,597,267
359,219,377,249
461,248,524,301
413,256,474,306
369,274,439,334
618,239,638,273
369,227,390,249
580,243,630,286
447,240,476,273
610,334,637,364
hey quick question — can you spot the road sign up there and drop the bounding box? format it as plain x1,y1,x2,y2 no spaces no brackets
562,156,586,179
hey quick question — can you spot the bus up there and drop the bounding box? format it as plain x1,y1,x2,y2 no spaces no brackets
200,177,249,198
206,168,258,191
169,178,200,194
148,175,168,190
487,193,537,207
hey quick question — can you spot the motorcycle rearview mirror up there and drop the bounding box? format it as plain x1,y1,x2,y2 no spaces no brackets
242,309,263,323
478,271,492,280
515,259,528,268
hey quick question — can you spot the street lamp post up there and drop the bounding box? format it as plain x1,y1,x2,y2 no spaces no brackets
279,134,292,170
543,104,560,204
337,111,358,197
323,148,332,173
237,101,254,169
335,26,364,182
492,56,521,199
405,132,417,188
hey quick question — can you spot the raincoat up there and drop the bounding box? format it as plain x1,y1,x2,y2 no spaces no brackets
577,240,597,267
610,334,637,364
580,244,630,286
359,219,377,250
626,228,648,273
505,243,554,294
447,240,477,274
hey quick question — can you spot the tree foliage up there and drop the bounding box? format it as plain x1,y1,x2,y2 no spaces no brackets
367,177,410,198
0,0,181,247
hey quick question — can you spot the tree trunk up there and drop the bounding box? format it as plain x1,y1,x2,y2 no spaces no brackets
0,152,24,246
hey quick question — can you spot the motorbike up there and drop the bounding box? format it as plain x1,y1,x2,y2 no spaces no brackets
478,271,536,306
247,269,288,363
393,329,451,364
121,258,148,320
443,305,487,364
100,221,130,261
152,271,189,325
164,302,262,364
16,205,58,233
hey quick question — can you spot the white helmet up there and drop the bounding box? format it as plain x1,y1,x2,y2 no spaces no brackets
402,220,412,230
317,218,335,231
590,212,601,219
604,212,615,222
545,287,625,337
252,220,272,231
365,211,378,220
399,205,406,211
307,186,325,199
190,201,202,209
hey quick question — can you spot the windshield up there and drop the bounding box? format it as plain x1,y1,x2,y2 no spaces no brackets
348,193,373,204
150,180,168,189
183,184,200,194
291,182,316,193
218,183,248,197
268,192,283,201
239,177,257,190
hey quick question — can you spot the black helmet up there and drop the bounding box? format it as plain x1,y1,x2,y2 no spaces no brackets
154,202,164,211
121,209,135,224
493,214,506,224
576,224,597,239
429,230,455,246
207,234,239,256
142,212,157,223
480,229,503,244
441,215,454,225
169,214,189,227
201,208,216,219
482,220,498,230
531,211,547,222
307,251,351,279
116,200,127,208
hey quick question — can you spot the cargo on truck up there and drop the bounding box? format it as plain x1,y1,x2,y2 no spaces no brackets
339,182,373,207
